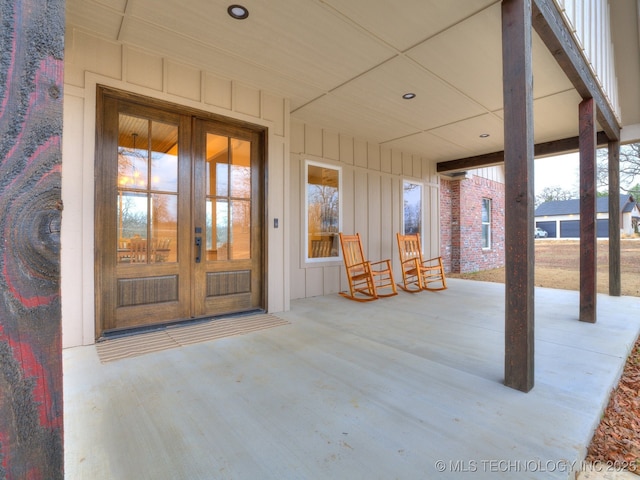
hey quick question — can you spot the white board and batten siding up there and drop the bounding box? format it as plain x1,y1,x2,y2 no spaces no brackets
472,166,505,184
290,120,441,300
556,0,620,117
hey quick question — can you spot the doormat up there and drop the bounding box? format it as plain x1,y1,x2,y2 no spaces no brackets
95,313,290,363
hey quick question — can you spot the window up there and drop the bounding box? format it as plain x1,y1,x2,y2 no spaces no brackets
306,161,340,261
482,198,491,249
117,114,178,264
403,181,422,235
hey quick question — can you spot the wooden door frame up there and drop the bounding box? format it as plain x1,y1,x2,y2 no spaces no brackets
94,86,267,339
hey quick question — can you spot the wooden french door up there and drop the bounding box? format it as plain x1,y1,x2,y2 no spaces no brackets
95,88,265,337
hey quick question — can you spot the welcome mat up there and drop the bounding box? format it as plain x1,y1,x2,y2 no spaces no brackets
96,313,290,363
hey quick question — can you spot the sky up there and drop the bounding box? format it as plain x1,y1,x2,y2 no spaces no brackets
534,152,579,197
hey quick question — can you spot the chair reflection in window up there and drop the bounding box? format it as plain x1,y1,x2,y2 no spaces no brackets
310,234,337,258
117,239,131,263
129,235,147,263
153,238,171,262
117,236,172,264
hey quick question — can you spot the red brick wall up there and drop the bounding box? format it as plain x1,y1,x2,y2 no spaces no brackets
439,179,456,272
440,175,505,273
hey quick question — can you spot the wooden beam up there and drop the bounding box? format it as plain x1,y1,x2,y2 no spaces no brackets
532,0,621,141
0,0,64,477
535,131,609,157
579,98,597,323
437,151,506,174
436,132,609,173
608,141,621,296
503,0,535,393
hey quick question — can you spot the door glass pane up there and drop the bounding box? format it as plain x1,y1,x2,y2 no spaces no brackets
117,114,179,264
205,134,229,197
205,199,214,258
150,121,178,192
230,139,250,198
230,200,250,259
151,194,177,263
205,199,229,261
215,199,229,261
216,162,229,197
118,192,148,238
205,133,251,262
118,115,148,190
117,192,148,263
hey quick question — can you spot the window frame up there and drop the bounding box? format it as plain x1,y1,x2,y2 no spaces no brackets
402,179,423,238
481,197,492,249
304,159,342,264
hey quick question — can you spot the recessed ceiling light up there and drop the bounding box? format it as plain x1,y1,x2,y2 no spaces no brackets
479,133,490,138
228,4,249,19
402,93,416,100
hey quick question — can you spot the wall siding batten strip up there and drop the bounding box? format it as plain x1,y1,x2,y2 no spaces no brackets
608,140,621,296
0,0,65,477
502,0,535,393
579,98,597,323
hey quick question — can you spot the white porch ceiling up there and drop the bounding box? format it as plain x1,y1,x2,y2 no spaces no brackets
66,0,637,162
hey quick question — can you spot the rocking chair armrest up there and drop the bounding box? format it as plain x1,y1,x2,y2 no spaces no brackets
369,259,392,270
421,256,443,266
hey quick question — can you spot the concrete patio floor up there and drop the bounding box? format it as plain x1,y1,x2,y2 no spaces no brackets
63,279,640,479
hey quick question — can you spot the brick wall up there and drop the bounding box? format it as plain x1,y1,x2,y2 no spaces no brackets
440,175,505,273
439,179,456,272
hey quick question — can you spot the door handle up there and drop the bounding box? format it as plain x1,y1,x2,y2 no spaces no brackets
195,236,202,263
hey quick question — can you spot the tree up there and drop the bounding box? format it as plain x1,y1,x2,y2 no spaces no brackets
627,183,640,201
535,186,574,207
597,143,640,194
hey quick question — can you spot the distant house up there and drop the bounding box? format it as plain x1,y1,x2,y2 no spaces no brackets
535,195,639,238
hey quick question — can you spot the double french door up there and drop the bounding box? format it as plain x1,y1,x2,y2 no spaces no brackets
95,88,265,337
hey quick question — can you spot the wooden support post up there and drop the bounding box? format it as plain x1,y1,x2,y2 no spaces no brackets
579,98,597,322
0,0,64,477
502,0,535,392
608,141,621,296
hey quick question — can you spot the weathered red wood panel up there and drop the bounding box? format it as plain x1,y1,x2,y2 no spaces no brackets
0,0,64,478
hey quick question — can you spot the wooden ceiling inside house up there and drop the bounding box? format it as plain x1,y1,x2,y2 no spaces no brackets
66,0,639,163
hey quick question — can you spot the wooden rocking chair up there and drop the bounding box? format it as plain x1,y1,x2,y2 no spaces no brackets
396,233,447,292
338,233,398,301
